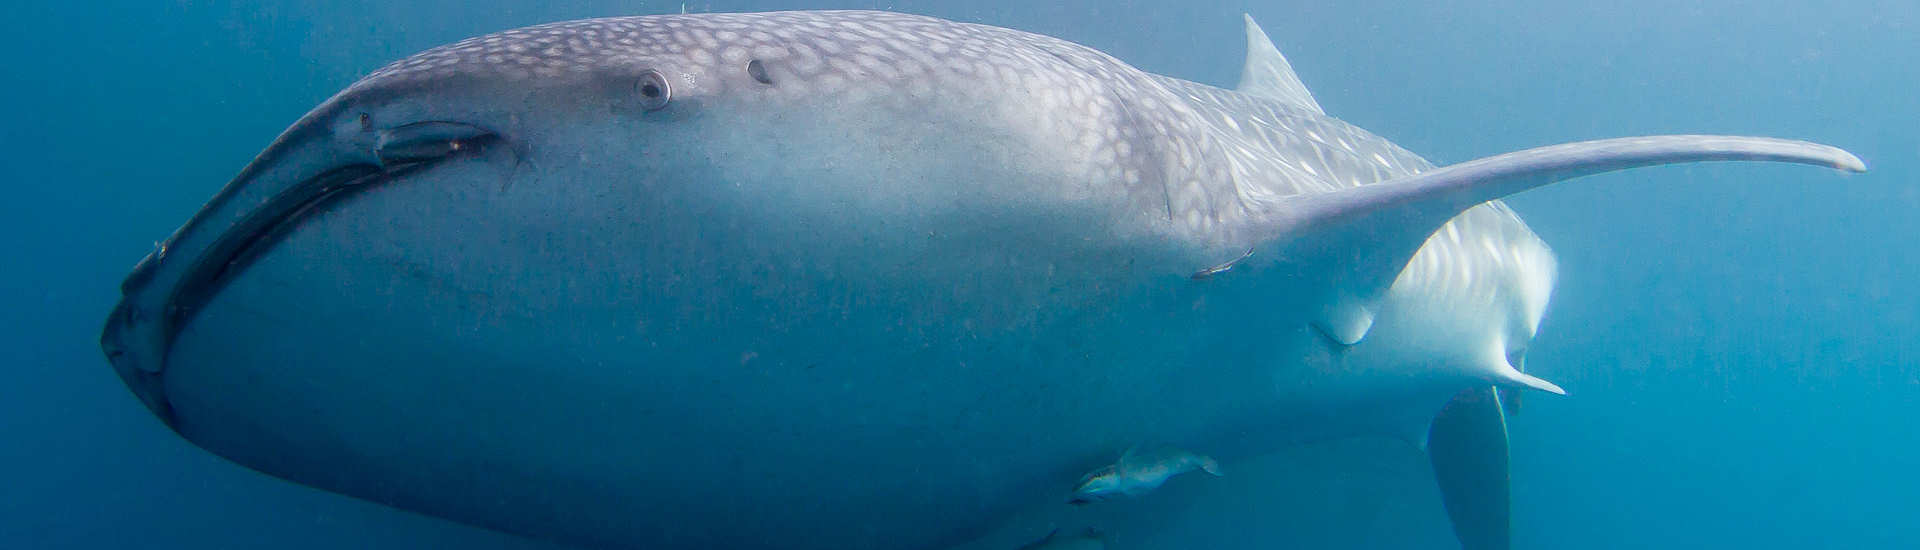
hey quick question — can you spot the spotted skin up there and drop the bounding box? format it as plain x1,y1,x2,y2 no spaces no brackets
337,13,1366,241
343,11,1547,296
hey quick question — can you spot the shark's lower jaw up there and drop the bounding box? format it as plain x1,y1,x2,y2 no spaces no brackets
101,120,503,428
101,164,391,429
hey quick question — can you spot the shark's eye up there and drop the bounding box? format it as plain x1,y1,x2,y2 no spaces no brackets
746,59,773,85
637,69,672,111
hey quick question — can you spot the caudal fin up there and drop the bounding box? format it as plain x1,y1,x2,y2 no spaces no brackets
1429,386,1513,550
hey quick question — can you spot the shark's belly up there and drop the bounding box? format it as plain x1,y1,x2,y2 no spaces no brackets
158,156,1429,550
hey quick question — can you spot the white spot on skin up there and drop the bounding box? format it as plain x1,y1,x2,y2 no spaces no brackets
685,48,715,66
752,45,789,60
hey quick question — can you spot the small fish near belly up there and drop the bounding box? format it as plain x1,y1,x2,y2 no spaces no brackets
1068,445,1223,505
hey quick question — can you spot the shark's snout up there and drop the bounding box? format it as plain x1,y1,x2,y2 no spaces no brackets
101,300,173,426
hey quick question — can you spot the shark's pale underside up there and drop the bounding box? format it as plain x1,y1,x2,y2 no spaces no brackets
99,10,1863,550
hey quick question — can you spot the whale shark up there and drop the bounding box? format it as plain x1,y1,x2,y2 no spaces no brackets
98,10,1863,550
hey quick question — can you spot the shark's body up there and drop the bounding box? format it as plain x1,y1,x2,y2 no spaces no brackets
99,10,1860,550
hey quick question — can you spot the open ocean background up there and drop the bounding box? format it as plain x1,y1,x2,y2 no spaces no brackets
3,1,1912,548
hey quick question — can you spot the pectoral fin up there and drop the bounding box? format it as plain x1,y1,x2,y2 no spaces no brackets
1265,135,1863,347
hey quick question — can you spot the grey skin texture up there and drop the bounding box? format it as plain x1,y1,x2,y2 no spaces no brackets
99,10,1862,550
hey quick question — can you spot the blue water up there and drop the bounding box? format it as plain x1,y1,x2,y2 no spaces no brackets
4,1,1913,548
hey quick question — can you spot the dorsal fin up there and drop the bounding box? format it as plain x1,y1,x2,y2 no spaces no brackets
1237,14,1324,114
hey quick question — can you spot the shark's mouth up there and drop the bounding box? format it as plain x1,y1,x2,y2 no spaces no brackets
167,164,383,334
101,119,503,427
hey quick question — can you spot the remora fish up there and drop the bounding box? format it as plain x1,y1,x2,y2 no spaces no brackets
98,10,1864,550
1069,445,1222,504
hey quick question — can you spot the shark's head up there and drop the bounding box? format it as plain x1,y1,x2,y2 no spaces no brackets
99,15,1227,548
102,10,1202,437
